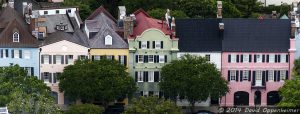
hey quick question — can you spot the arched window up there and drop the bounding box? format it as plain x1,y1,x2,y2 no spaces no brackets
13,32,19,42
105,35,112,45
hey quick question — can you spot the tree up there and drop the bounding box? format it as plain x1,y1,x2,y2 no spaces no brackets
59,59,137,107
65,104,104,114
123,96,182,114
147,8,188,19
0,65,61,114
160,54,229,113
226,0,262,18
278,58,300,107
123,0,175,14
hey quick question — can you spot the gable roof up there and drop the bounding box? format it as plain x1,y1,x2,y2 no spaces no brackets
86,6,116,22
176,19,223,52
130,9,172,39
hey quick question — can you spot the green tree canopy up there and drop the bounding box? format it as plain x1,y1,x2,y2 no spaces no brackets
0,65,60,114
123,96,182,114
160,54,228,113
147,8,188,19
65,104,104,114
59,59,137,107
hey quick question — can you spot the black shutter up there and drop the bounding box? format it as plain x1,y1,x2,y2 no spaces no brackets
11,50,14,58
19,50,22,58
228,55,231,63
160,41,163,49
135,55,138,63
154,55,157,63
262,55,265,62
241,55,243,63
41,73,44,80
49,55,52,64
65,55,68,64
266,70,269,81
286,54,289,63
135,72,138,82
254,55,257,63
49,73,52,83
92,55,94,61
164,55,167,63
53,73,57,83
236,55,239,63
154,71,159,82
274,70,277,82
139,41,141,49
277,71,280,82
262,71,266,86
143,71,148,82
266,55,269,63
41,55,44,64
144,55,148,63
278,55,281,63
152,41,155,49
275,55,278,63
236,70,239,82
249,55,252,62
147,41,150,49
112,55,115,60
124,56,127,66
252,71,256,86
227,70,230,81
286,70,288,80
31,67,34,76
240,71,243,82
0,49,3,58
118,56,121,64
53,55,56,64
248,70,251,81
156,55,159,63
61,55,64,64
5,49,8,57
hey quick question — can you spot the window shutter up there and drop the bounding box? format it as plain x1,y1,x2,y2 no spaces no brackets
92,55,95,61
248,70,251,81
49,55,52,64
138,41,141,49
254,55,257,63
266,70,269,81
156,55,159,63
236,55,239,63
154,71,159,82
53,55,56,64
228,55,231,63
144,55,148,63
262,55,265,62
5,49,8,57
65,55,68,64
49,73,52,83
135,55,138,63
41,55,44,64
277,71,280,82
262,71,266,86
147,41,150,49
53,73,57,83
135,72,138,82
160,41,163,49
11,50,14,58
274,70,277,82
227,70,230,81
143,71,148,82
118,56,121,64
164,55,167,63
241,55,243,62
249,55,252,62
0,49,3,58
41,73,44,80
266,55,269,63
236,70,239,82
112,55,115,60
240,70,243,82
286,70,288,80
19,50,22,58
61,55,64,64
152,41,155,49
278,55,281,63
124,56,127,66
286,54,289,63
252,71,256,86
275,55,278,63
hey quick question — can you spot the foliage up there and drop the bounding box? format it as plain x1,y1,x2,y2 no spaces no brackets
65,104,104,114
160,54,228,113
59,59,137,107
147,8,188,19
123,96,182,114
0,65,61,114
226,0,262,18
177,0,217,18
123,0,175,14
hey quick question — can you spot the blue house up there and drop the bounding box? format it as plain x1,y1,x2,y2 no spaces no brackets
0,7,39,77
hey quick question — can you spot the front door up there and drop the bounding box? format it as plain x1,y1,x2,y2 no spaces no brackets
254,91,261,105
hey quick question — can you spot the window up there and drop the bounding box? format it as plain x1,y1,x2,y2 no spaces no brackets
230,70,236,81
24,67,33,76
154,91,160,96
148,55,154,63
1,49,8,58
256,71,262,80
104,35,112,45
143,91,149,97
138,55,144,63
148,71,154,82
38,32,44,39
106,55,114,60
269,54,275,63
231,54,236,63
54,55,63,64
119,55,126,65
67,9,71,13
155,41,161,49
66,55,73,64
205,54,210,61
159,55,165,63
243,54,249,63
24,50,31,59
242,70,249,80
93,55,100,60
280,54,286,63
42,55,50,64
13,32,19,42
14,50,20,58
280,70,286,81
268,70,274,81
78,55,88,60
53,72,61,83
44,11,48,14
141,41,147,49
56,10,59,14
256,54,262,63
137,71,143,82
43,72,50,83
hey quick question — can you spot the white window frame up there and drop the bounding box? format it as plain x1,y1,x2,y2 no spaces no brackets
13,32,19,42
148,55,154,63
24,50,31,59
43,72,50,83
43,55,49,64
256,70,262,86
159,55,165,63
138,55,144,63
119,55,125,65
242,70,249,80
67,55,74,64
56,55,62,64
256,54,262,63
104,35,113,45
243,54,249,63
280,70,285,81
137,71,143,82
230,70,236,81
268,70,274,82
155,41,161,49
14,50,19,59
141,41,147,49
231,54,236,63
280,54,286,63
2,50,7,58
148,71,154,82
143,91,149,97
269,54,275,63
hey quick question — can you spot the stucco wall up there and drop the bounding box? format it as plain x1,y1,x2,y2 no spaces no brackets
90,49,129,68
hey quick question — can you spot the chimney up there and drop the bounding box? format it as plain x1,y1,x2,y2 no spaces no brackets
171,17,176,36
292,2,298,12
217,1,222,18
118,6,126,20
272,11,277,19
291,22,296,38
165,9,171,29
124,16,134,39
8,0,14,8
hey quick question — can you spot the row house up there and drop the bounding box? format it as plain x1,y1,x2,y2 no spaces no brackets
126,9,179,97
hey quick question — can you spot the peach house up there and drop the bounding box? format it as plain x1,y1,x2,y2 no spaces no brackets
220,19,295,106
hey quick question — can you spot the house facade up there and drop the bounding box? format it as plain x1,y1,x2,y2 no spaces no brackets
127,9,178,97
220,19,295,106
0,7,39,77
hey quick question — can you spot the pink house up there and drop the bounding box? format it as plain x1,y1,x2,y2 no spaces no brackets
220,19,296,106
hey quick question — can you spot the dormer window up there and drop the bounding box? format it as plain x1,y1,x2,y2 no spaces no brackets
105,35,112,45
13,32,19,42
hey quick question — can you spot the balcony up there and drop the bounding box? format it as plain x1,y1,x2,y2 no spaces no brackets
251,85,266,90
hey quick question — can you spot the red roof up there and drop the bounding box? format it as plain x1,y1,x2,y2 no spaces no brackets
86,6,116,22
130,9,172,39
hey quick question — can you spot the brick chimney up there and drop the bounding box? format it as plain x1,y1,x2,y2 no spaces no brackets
217,1,222,18
171,17,176,35
123,16,134,39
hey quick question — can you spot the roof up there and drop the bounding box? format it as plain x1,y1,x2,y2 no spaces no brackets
176,19,223,52
86,6,116,22
177,19,291,52
0,7,38,48
39,14,74,33
130,9,172,38
222,19,290,52
14,0,75,13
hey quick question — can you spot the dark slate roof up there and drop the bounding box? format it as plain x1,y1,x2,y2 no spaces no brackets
14,0,40,14
176,19,223,52
222,19,290,52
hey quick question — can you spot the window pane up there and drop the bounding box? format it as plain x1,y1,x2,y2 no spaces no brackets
268,70,274,81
